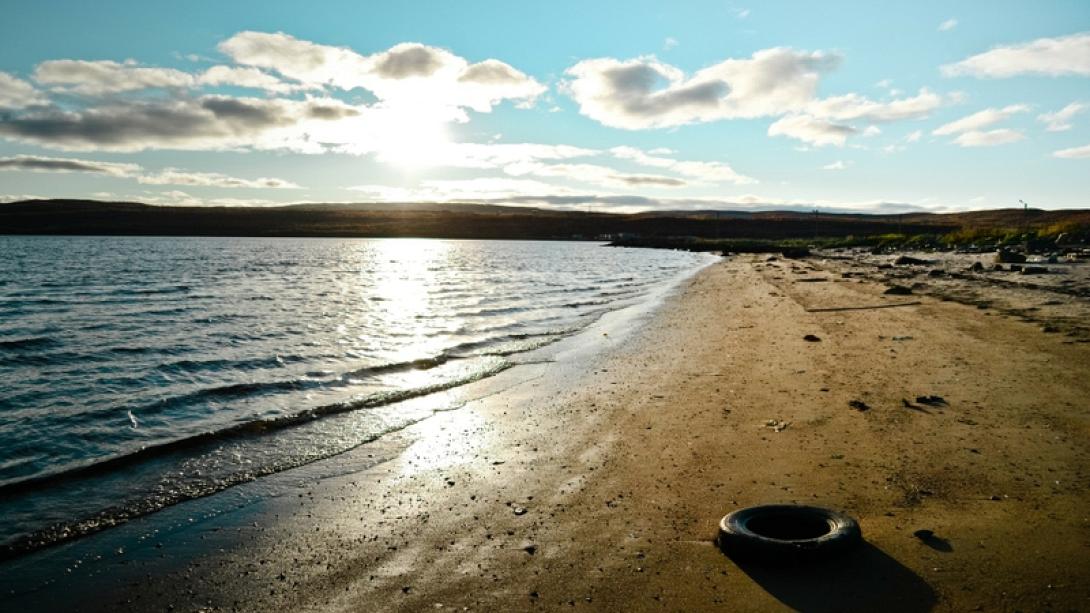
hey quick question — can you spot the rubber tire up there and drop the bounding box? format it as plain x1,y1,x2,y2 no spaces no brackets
717,504,862,564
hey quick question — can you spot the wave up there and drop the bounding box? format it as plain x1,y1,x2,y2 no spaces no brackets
0,357,513,559
0,336,60,351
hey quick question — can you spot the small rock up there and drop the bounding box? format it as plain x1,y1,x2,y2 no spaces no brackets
1020,266,1048,275
883,285,913,295
803,334,821,342
894,255,929,266
848,399,870,411
996,250,1026,264
513,506,527,516
913,529,934,540
915,395,946,406
968,262,985,272
523,545,538,555
927,269,945,277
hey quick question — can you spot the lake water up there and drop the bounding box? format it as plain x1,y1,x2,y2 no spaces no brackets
0,236,714,556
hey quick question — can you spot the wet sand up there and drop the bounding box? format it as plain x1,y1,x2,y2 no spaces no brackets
4,255,1090,611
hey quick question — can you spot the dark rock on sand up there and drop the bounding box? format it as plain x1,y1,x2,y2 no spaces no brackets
884,285,913,295
848,400,870,411
996,250,1027,264
915,395,947,406
1020,266,1048,275
803,334,821,342
895,255,930,266
968,262,985,272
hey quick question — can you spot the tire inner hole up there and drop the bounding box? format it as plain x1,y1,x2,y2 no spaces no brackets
746,514,833,541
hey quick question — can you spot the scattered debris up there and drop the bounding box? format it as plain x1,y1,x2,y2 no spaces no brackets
764,419,790,432
915,395,947,406
848,400,870,412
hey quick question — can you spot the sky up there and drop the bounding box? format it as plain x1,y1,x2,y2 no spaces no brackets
0,0,1088,214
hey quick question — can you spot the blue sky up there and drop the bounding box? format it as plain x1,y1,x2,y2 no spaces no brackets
0,0,1088,212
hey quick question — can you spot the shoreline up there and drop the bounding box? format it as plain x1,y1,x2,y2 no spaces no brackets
4,254,1090,611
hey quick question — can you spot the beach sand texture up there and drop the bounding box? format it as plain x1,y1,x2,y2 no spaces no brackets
6,255,1089,612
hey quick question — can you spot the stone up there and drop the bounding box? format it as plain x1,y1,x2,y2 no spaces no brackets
894,255,929,266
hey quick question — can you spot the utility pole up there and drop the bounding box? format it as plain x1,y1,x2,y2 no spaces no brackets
1019,199,1030,253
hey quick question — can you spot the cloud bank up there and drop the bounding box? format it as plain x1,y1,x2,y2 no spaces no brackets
942,32,1090,78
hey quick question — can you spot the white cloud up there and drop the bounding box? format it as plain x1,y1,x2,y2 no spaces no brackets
137,170,300,189
942,32,1090,78
768,114,856,147
906,130,922,142
342,184,947,215
805,88,944,122
134,190,282,207
0,72,48,109
862,126,881,137
938,19,958,32
503,161,688,188
349,177,576,202
0,155,140,176
0,154,299,188
33,59,195,95
952,129,1026,147
932,104,1029,135
1053,143,1090,158
609,146,756,184
1037,102,1085,131
218,32,545,113
0,95,367,153
564,48,840,129
734,8,751,19
663,37,679,51
197,65,305,94
822,160,849,170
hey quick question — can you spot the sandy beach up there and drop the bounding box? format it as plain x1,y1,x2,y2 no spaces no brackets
4,253,1090,612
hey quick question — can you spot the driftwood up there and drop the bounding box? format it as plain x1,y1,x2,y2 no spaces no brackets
805,301,922,313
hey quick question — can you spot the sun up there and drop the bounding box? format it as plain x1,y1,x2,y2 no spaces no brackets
371,106,453,170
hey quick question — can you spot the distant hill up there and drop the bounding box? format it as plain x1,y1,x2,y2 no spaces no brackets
1,199,1087,240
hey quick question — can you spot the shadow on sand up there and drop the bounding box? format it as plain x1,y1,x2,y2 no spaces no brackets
730,542,937,612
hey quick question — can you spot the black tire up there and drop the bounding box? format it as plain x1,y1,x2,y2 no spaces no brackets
717,504,862,563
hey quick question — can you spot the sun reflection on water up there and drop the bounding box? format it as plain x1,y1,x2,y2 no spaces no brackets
366,238,452,361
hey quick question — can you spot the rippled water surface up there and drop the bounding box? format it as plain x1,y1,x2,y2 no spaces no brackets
0,236,712,554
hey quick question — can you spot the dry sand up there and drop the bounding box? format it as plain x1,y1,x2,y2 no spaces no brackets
5,254,1090,612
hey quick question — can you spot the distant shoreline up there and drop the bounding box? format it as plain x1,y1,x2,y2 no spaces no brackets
5,198,1087,241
